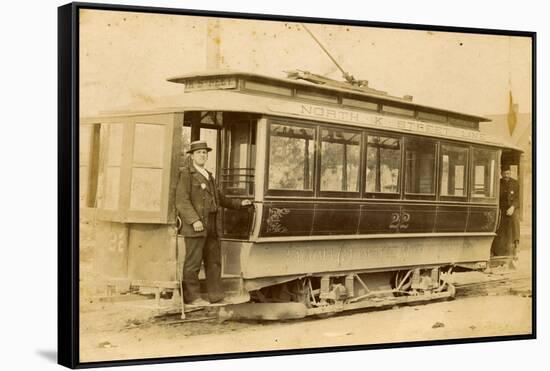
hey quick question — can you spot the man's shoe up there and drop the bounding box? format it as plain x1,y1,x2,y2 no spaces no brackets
187,298,209,306
209,297,233,306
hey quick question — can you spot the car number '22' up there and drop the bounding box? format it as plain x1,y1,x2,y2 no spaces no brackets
389,212,411,230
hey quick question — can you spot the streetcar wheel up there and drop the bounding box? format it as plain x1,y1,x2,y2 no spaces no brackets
392,270,412,296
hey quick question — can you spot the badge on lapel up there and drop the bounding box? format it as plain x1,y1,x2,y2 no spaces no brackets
201,183,207,190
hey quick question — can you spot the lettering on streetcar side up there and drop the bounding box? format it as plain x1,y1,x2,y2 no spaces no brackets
269,102,491,144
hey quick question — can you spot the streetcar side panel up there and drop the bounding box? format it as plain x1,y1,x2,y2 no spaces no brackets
221,111,502,288
224,236,491,281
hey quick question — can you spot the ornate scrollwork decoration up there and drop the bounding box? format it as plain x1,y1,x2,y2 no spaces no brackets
266,207,291,233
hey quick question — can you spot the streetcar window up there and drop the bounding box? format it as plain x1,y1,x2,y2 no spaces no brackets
405,139,437,195
244,81,293,96
80,124,101,208
222,119,255,195
472,148,498,200
418,111,447,123
296,90,339,104
179,125,192,167
382,105,415,117
97,123,124,210
320,128,361,192
440,144,468,197
365,135,401,193
342,97,379,111
449,117,477,130
268,123,315,191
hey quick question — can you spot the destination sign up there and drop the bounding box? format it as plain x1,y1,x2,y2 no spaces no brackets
185,77,237,92
269,102,494,144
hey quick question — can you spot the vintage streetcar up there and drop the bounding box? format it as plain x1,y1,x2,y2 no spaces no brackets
80,70,522,320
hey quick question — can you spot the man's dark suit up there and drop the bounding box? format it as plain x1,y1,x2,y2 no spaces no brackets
175,164,241,303
492,177,520,257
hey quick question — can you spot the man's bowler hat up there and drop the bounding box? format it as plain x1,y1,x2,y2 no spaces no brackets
187,140,213,154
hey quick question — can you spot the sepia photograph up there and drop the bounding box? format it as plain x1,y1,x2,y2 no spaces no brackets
65,2,534,367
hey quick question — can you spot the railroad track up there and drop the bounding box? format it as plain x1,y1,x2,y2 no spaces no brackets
453,273,532,299
139,271,532,327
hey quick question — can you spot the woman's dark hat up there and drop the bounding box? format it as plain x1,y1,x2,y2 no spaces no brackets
187,140,213,154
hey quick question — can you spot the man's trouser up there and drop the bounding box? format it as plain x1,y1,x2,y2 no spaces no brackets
182,213,224,303
492,212,520,257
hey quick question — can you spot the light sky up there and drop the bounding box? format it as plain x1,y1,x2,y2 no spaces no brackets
80,10,532,118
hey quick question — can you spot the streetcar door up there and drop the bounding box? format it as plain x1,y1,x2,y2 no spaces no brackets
220,113,257,239
501,149,524,220
184,111,256,239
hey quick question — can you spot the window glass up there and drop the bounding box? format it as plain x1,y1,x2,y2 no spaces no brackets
129,123,166,212
366,136,401,193
405,139,436,194
222,121,255,195
449,117,477,129
382,105,415,117
472,148,498,199
417,111,447,123
80,124,102,208
342,97,378,111
296,90,338,104
80,125,93,206
268,123,315,191
440,144,468,197
320,129,361,192
98,123,123,210
179,126,192,167
244,81,292,96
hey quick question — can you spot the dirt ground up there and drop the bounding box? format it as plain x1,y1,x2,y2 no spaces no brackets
79,249,533,363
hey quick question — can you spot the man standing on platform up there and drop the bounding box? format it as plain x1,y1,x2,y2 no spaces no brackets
176,140,252,306
492,166,520,268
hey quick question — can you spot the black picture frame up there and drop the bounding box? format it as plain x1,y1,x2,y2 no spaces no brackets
58,2,536,368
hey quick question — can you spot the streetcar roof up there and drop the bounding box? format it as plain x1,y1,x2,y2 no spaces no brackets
167,70,492,123
82,88,522,152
